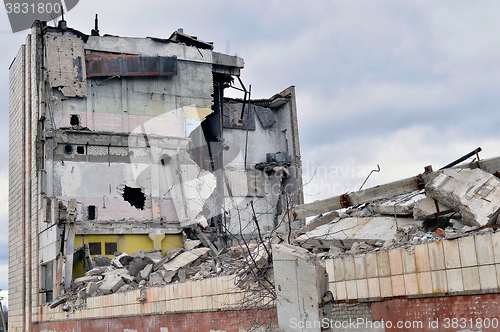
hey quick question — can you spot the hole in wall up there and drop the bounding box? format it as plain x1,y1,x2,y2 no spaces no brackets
63,144,73,154
70,114,80,126
88,205,96,220
76,146,85,154
122,185,146,210
160,154,171,166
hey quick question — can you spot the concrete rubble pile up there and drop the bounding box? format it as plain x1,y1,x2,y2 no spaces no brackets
293,167,500,260
49,160,500,314
50,240,252,311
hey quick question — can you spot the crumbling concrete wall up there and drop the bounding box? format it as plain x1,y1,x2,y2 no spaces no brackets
273,244,332,332
222,91,304,238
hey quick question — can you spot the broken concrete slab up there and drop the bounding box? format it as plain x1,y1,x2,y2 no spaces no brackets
99,276,125,295
294,216,418,249
140,264,153,279
74,275,102,287
297,211,340,235
102,268,129,277
85,266,113,276
426,168,500,227
413,197,454,221
367,191,426,216
162,248,211,272
144,249,163,261
129,250,145,259
111,253,128,268
121,274,135,284
153,248,184,271
184,239,201,251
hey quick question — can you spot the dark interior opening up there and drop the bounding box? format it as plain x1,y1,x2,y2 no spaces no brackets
105,242,117,255
76,146,85,154
160,154,172,166
88,205,96,220
122,185,146,210
63,144,73,154
70,114,80,126
88,242,101,255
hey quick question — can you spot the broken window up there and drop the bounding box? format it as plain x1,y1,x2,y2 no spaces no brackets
70,114,80,126
88,205,96,220
88,242,101,255
122,185,146,210
42,262,53,303
105,242,117,255
76,146,85,154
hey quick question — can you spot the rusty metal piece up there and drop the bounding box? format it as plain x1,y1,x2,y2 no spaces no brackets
416,174,425,190
339,193,352,209
494,171,500,179
467,224,500,233
424,165,433,173
86,54,177,78
359,164,381,190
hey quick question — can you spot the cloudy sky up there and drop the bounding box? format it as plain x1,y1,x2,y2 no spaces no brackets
1,0,500,298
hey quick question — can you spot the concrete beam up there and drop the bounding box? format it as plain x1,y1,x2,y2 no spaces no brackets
426,168,500,227
294,156,500,219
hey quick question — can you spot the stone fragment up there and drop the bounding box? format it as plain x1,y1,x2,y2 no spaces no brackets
184,239,201,251
413,197,453,221
148,271,164,286
144,249,163,261
99,276,124,294
140,264,153,279
86,281,99,296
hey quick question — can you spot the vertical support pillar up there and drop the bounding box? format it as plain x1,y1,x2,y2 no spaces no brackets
273,244,332,331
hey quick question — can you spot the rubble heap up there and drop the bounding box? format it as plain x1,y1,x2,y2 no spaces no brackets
294,167,500,259
50,240,253,311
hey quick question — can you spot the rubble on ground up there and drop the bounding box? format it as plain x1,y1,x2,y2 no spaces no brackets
50,243,256,311
50,159,500,311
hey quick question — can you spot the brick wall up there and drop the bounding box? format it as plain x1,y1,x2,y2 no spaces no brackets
9,42,26,332
9,23,43,332
331,302,372,322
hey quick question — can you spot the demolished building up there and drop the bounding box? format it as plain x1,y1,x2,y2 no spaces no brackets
8,20,303,331
10,19,500,332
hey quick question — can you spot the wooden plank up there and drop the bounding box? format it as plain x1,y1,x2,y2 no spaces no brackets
294,156,500,220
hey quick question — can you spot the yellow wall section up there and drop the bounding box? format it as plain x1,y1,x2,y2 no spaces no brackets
73,233,183,278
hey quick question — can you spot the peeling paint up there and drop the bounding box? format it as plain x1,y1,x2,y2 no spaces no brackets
45,34,87,97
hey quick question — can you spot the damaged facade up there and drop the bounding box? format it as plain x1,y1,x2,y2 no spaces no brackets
9,20,302,331
11,18,500,332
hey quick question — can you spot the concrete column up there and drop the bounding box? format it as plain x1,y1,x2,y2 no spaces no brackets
273,244,332,331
